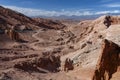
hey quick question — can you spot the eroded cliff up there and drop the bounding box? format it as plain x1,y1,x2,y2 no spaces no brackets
93,39,120,80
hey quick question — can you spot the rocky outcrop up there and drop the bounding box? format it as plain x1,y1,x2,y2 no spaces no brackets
5,29,19,41
103,15,120,27
90,15,120,31
14,55,61,72
93,39,120,80
103,16,112,28
64,58,74,72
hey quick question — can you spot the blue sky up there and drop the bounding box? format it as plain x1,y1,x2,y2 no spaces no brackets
0,0,120,16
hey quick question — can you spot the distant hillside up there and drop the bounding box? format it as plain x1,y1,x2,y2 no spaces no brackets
0,6,66,30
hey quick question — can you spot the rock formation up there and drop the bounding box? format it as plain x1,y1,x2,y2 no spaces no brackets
103,16,112,28
5,29,19,41
93,39,120,80
14,55,61,72
64,58,74,72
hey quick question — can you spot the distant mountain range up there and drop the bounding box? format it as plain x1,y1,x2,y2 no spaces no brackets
34,13,120,21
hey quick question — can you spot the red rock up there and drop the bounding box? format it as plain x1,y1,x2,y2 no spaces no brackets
14,55,61,72
93,39,120,80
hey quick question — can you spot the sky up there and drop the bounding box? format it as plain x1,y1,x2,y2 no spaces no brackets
0,0,120,17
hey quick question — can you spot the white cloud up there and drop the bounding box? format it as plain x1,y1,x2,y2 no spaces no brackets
95,10,120,15
2,5,120,17
2,5,94,16
103,3,120,7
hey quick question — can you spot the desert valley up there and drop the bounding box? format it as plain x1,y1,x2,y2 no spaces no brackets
0,5,120,80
